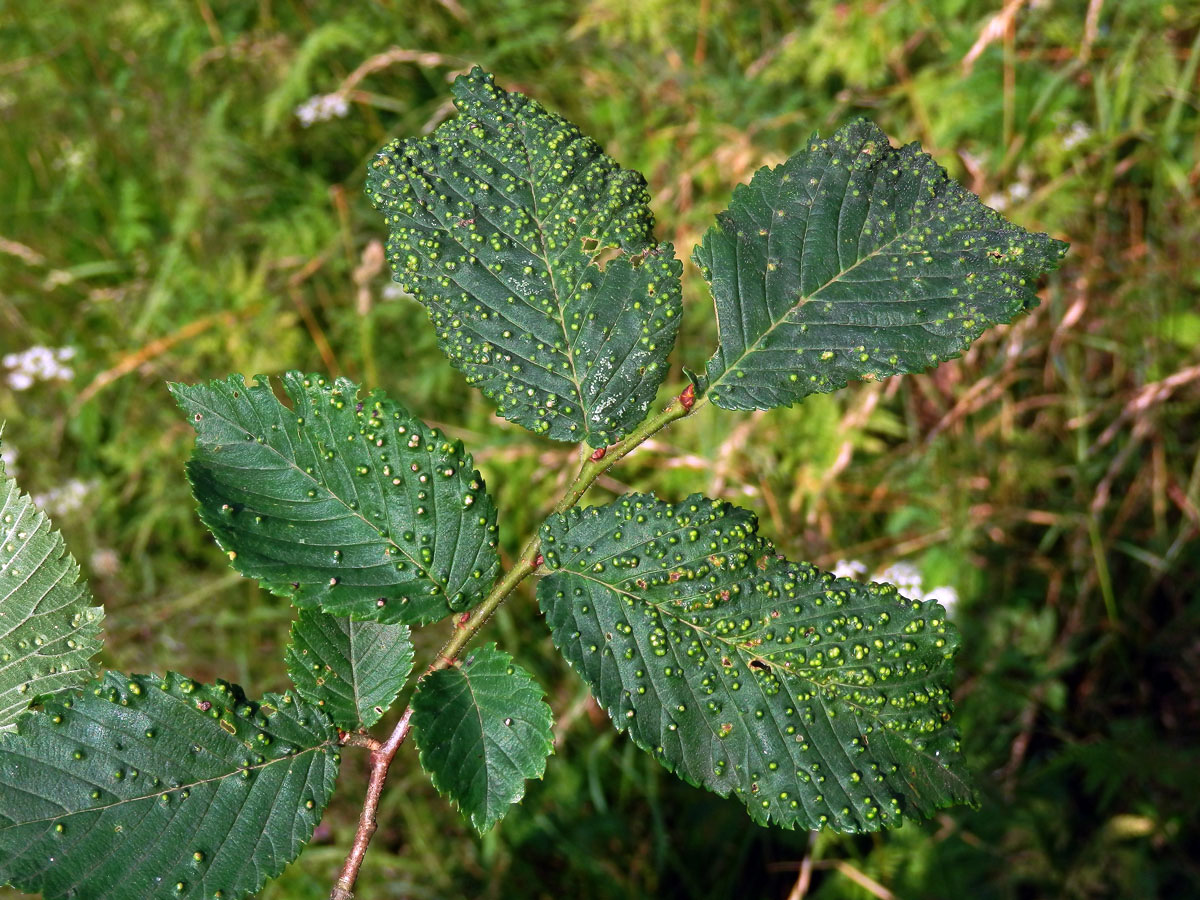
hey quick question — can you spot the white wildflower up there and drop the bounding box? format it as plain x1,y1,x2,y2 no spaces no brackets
985,168,1034,211
833,559,869,580
874,561,925,596
1061,120,1092,151
32,479,93,516
295,93,350,127
53,141,88,173
923,585,960,617
3,345,76,390
833,556,961,617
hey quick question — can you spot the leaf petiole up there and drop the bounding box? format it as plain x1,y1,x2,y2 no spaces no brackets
331,385,701,899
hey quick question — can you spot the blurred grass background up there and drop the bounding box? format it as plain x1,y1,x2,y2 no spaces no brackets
2,1,1198,897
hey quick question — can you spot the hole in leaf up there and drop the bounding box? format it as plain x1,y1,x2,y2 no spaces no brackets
268,377,296,411
583,236,624,271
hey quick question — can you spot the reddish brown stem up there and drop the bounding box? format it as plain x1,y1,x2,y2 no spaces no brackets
330,708,414,900
328,389,701,899
340,731,382,751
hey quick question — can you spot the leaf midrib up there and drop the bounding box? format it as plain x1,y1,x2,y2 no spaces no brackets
456,666,497,822
559,569,966,817
186,392,446,595
511,116,588,432
346,619,364,727
0,739,337,831
563,568,928,720
705,175,939,397
559,573,889,829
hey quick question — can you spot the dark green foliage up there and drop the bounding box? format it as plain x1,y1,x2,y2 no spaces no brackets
538,493,972,831
0,444,104,730
693,119,1068,410
0,672,339,900
411,643,554,834
173,373,499,625
11,4,1194,895
285,610,414,730
368,68,683,447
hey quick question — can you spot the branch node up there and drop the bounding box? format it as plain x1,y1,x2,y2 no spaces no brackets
679,382,696,412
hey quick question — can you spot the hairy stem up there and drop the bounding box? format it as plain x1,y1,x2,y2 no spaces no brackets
329,386,699,899
330,708,413,900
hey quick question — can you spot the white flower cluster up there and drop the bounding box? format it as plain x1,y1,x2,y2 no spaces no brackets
1061,120,1093,151
295,93,350,127
832,558,960,616
381,282,411,301
32,479,93,516
984,164,1035,213
3,346,76,391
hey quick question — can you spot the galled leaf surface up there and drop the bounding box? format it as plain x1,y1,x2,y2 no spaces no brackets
0,443,104,730
411,643,553,834
173,373,499,625
538,493,973,831
285,609,414,730
367,68,683,447
0,672,339,900
693,119,1068,410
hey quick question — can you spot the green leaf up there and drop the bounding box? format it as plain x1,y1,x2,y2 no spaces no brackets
0,439,104,730
693,119,1068,410
367,67,683,448
411,643,553,834
172,372,499,625
285,609,414,730
537,493,974,832
0,671,339,900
